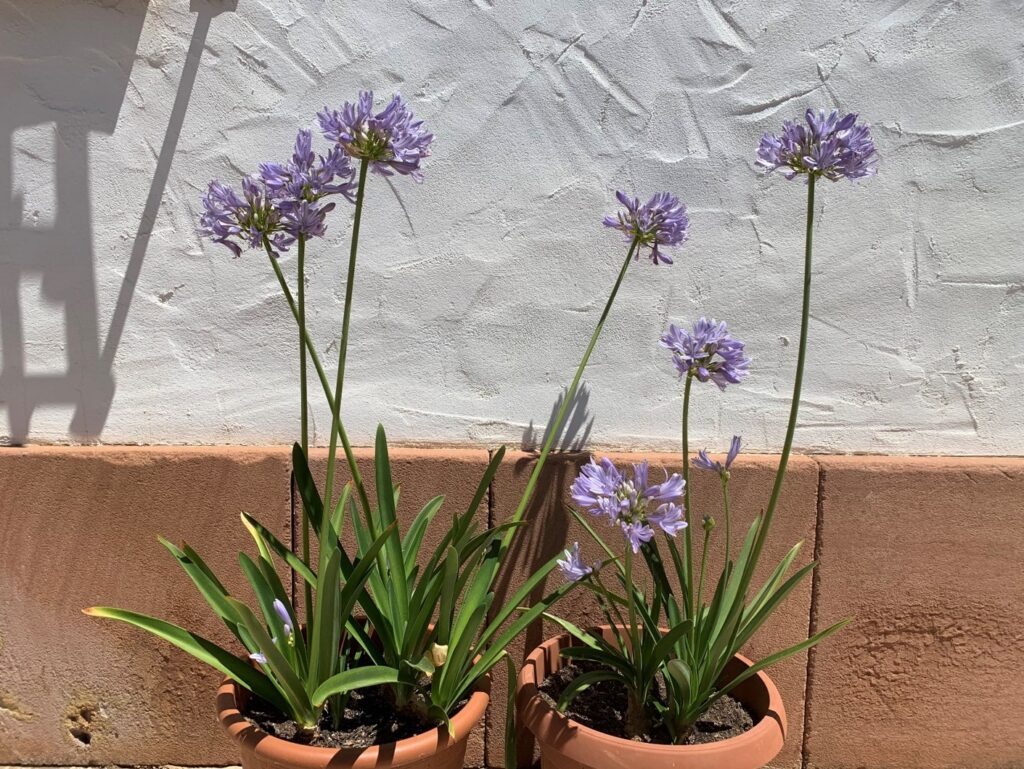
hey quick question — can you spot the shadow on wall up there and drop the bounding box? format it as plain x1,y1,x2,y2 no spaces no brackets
519,385,594,453
0,0,234,445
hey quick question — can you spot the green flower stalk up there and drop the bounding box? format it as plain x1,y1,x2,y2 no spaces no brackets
549,110,876,743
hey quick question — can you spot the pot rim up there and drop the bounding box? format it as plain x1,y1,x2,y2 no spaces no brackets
517,629,786,760
217,674,490,768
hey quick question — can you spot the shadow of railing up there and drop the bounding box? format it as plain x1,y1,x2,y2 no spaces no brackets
0,0,234,444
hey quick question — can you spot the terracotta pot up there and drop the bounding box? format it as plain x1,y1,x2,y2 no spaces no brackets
217,675,489,769
517,628,786,769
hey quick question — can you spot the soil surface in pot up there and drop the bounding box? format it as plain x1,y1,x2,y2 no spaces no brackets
538,662,754,745
244,685,468,749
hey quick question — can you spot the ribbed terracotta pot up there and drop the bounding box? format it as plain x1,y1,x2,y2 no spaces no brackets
217,675,489,769
517,628,786,769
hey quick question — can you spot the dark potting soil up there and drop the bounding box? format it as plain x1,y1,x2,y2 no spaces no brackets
538,661,755,745
245,686,468,749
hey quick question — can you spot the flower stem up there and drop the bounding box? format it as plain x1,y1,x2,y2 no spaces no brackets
262,241,372,518
721,476,732,562
624,544,639,658
499,238,639,553
297,234,313,625
680,372,694,601
297,236,309,454
324,159,370,513
696,524,711,609
747,174,816,578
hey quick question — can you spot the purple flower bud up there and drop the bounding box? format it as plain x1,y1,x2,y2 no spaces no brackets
692,449,721,474
621,521,655,553
272,599,293,639
725,435,742,469
648,503,688,537
249,652,268,664
557,542,595,582
693,436,743,477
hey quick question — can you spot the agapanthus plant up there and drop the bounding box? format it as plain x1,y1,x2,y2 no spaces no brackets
90,92,685,760
547,110,873,743
88,126,397,732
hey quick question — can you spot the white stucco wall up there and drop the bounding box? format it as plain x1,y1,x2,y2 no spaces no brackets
2,0,1022,454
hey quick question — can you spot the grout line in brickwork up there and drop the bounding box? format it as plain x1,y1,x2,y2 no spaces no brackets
800,460,826,769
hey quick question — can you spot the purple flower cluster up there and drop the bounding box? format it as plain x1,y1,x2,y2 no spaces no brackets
318,91,434,181
259,129,356,203
693,436,742,476
660,318,750,390
756,109,878,182
199,130,355,256
571,457,687,553
200,93,431,256
603,191,689,265
199,177,293,257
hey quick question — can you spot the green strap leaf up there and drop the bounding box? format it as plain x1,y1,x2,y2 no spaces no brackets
402,494,445,578
292,441,324,535
311,666,402,707
560,646,635,679
240,512,317,586
83,606,290,714
436,545,459,645
309,548,342,689
374,425,409,631
712,619,851,704
642,621,693,684
159,538,243,643
556,669,621,712
238,552,299,671
502,652,518,769
539,613,602,649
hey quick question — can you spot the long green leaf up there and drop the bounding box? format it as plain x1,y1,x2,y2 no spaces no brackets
745,541,804,619
159,538,242,641
560,646,635,679
83,606,290,714
311,665,402,707
402,495,446,578
241,512,317,586
539,613,602,649
374,425,409,630
436,545,458,645
292,441,324,535
477,552,563,649
734,562,816,650
309,548,342,689
556,669,620,711
713,619,851,703
238,553,295,667
503,652,518,769
642,621,693,684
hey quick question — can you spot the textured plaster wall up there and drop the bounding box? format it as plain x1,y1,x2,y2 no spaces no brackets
2,0,1023,454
